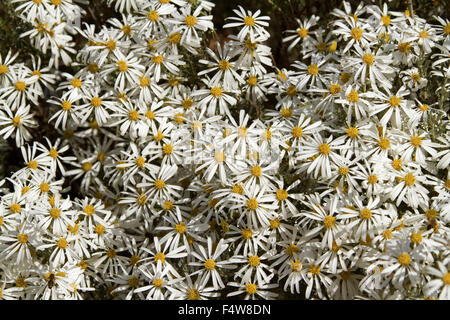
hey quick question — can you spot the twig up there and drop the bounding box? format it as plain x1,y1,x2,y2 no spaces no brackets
407,0,414,16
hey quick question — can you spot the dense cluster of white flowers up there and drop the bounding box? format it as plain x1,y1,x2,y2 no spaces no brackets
0,0,449,300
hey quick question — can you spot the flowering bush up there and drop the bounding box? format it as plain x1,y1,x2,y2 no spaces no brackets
0,0,449,300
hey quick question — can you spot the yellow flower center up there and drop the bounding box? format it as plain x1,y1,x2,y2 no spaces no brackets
125,276,138,288
277,71,287,81
270,218,280,229
280,107,292,118
15,277,27,288
246,283,258,295
57,237,68,249
187,289,200,300
244,16,255,27
232,184,244,195
61,100,72,111
204,258,215,270
410,135,422,147
276,189,288,201
128,110,140,121
12,116,21,127
163,200,173,210
144,110,155,120
292,126,303,138
425,208,437,220
329,83,341,94
403,172,416,186
339,167,349,175
346,90,359,103
129,254,140,266
0,65,9,74
381,15,391,26
147,10,159,22
152,55,164,64
91,97,102,107
297,28,308,38
10,203,21,213
140,76,149,87
398,253,411,266
105,39,116,51
360,208,372,220
121,25,132,35
82,162,92,171
382,229,393,239
83,204,95,216
362,53,375,66
184,16,197,27
135,157,145,167
309,265,321,275
444,23,450,35
68,223,79,234
147,39,158,49
162,144,174,155
182,98,194,109
210,86,223,98
49,207,61,219
154,179,165,189
88,63,99,73
442,273,450,285
389,96,402,108
339,72,351,84
137,193,147,206
175,222,187,234
154,252,165,263
154,131,164,141
169,78,179,87
287,85,297,96
307,63,319,75
419,30,428,38
368,174,378,184
95,224,105,235
351,27,363,40
378,137,390,150
15,81,26,91
28,160,38,169
318,143,331,155
398,42,411,53
18,233,28,243
251,165,262,177
218,59,230,70
32,70,41,78
323,215,336,228
241,228,253,239
21,186,30,195
165,32,180,45
248,255,260,267
410,232,422,244
411,73,421,82
285,243,299,256
247,76,258,86
247,198,258,210
153,278,163,287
